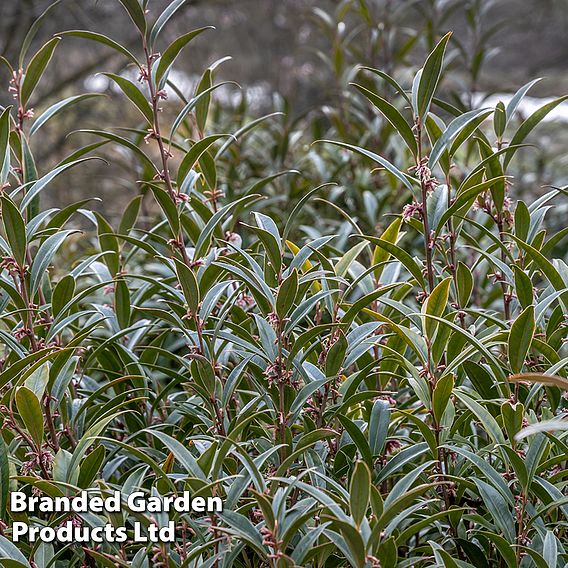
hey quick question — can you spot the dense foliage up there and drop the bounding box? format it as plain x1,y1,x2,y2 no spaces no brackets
0,1,567,567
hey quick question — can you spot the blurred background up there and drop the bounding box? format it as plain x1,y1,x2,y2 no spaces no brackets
0,0,567,224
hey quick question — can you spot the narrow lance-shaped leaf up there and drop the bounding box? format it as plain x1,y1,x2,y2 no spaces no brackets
60,31,139,66
21,37,61,106
351,83,417,156
317,140,416,192
30,93,104,137
1,195,27,266
15,386,44,448
414,32,452,121
473,479,516,541
30,230,77,297
505,78,542,121
0,436,9,520
114,278,131,329
20,157,104,211
349,461,371,527
149,0,188,47
216,111,283,158
0,107,11,186
494,101,506,139
429,107,492,168
276,268,298,319
154,27,214,84
364,235,426,289
195,68,213,134
174,258,200,314
423,277,452,340
504,95,568,168
116,0,147,35
177,134,231,187
19,0,61,66
432,374,454,423
104,73,153,124
369,399,390,456
509,305,535,374
372,217,402,281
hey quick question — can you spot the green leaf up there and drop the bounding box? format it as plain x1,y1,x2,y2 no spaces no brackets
149,184,179,236
21,157,101,212
24,363,49,400
493,101,506,138
155,27,213,84
514,200,530,242
60,31,139,65
30,94,103,137
415,32,452,120
118,195,143,235
177,134,230,187
363,235,425,289
372,217,402,281
95,213,119,275
174,258,200,314
506,78,542,120
317,140,416,191
473,479,515,541
504,95,568,168
0,107,11,186
15,386,44,448
149,0,188,47
0,437,9,520
429,108,492,167
432,374,454,423
19,0,61,67
0,535,31,567
423,277,451,339
218,510,265,555
359,66,411,105
513,266,533,309
30,230,76,297
509,304,535,374
368,399,390,456
447,446,513,505
104,73,153,123
377,536,398,568
65,412,127,484
326,331,348,377
145,430,205,480
338,414,373,466
195,68,213,134
250,212,283,275
78,445,105,488
501,401,524,444
21,37,60,106
53,448,76,485
117,0,147,35
52,275,76,317
456,261,473,307
193,194,261,260
349,461,370,527
351,83,417,155
335,241,368,278
276,268,299,319
454,390,506,445
114,278,131,329
170,80,237,139
477,138,505,212
1,196,27,266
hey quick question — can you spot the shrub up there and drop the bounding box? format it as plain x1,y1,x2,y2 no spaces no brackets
0,1,567,567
